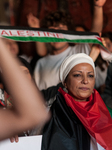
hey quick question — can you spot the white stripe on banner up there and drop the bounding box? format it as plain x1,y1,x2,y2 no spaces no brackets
0,29,101,42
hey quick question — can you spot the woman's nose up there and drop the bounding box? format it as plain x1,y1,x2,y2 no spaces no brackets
81,75,88,84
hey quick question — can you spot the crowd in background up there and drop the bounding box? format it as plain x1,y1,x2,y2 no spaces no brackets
0,0,112,149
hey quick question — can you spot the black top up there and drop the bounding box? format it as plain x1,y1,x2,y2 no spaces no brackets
41,82,64,107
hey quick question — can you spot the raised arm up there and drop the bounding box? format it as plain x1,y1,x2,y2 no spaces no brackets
89,0,106,61
0,38,49,140
90,0,106,33
27,13,47,56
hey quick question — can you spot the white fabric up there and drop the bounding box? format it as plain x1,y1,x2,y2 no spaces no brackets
20,55,32,63
59,53,95,84
34,44,90,90
90,135,105,150
95,64,107,89
100,48,112,62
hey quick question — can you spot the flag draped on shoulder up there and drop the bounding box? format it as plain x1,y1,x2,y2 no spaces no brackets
59,88,112,150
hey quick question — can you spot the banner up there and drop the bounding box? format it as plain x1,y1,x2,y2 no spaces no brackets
0,26,105,47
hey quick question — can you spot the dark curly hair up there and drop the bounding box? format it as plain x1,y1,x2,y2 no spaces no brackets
40,10,74,30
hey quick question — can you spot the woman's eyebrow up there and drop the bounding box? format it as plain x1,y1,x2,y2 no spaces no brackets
88,71,94,73
71,71,94,73
71,71,82,73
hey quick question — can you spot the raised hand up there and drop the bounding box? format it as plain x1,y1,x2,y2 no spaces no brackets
27,13,40,28
101,37,107,48
94,0,106,7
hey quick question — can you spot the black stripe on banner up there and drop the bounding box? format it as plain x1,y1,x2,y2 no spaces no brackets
0,26,99,36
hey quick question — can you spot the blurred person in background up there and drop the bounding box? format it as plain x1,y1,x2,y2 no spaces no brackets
33,0,106,90
0,38,49,141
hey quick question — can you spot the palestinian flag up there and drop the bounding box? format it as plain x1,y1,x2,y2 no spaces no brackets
59,88,112,150
1,26,112,61
0,26,106,47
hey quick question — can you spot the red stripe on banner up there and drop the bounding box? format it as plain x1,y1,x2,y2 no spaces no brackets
95,36,102,42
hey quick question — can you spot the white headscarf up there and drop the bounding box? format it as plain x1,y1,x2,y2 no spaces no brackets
59,53,95,84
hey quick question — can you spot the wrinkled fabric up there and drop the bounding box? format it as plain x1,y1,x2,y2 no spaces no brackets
42,91,90,150
59,88,112,150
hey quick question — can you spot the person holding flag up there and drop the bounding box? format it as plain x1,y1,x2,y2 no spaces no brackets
33,0,107,90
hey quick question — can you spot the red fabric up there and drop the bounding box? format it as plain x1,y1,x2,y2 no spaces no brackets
59,88,112,150
0,100,5,107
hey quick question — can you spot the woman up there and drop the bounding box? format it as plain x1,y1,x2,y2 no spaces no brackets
42,53,112,150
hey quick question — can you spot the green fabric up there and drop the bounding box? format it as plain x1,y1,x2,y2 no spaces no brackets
107,106,112,118
3,35,105,50
3,36,102,44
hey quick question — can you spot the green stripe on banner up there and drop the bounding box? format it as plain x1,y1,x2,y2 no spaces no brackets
107,106,112,118
3,36,104,45
0,26,107,51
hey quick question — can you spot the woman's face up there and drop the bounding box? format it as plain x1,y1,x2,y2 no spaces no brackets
64,63,95,102
49,24,69,54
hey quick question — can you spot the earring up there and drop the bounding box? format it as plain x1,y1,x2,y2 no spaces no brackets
63,87,68,93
